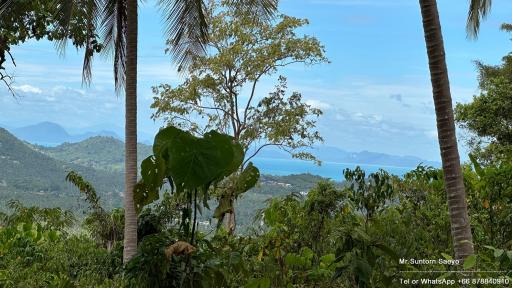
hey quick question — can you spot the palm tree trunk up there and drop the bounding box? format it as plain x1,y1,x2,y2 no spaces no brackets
419,0,474,260
123,0,138,263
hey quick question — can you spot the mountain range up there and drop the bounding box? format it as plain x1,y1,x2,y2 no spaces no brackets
0,125,442,228
34,136,153,172
11,122,120,146
9,121,439,168
0,127,124,211
0,128,322,228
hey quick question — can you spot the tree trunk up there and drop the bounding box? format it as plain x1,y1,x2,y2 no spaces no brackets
224,209,236,235
123,0,138,263
419,0,474,260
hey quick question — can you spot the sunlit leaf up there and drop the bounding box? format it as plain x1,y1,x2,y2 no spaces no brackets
463,254,477,269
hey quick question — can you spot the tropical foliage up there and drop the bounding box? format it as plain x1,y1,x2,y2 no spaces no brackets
2,0,512,287
2,160,512,287
455,26,512,164
0,0,102,93
151,1,326,233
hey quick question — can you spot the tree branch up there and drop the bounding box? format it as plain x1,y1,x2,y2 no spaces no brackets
221,68,239,138
185,101,233,116
230,68,242,136
0,72,15,96
242,73,265,128
241,60,304,130
243,142,287,167
6,50,15,67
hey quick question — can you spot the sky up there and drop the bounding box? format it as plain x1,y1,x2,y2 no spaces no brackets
1,0,512,161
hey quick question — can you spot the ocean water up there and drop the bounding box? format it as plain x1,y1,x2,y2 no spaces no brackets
25,140,416,180
251,157,415,181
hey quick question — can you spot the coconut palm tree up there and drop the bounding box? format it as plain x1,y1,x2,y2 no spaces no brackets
466,0,492,38
53,0,277,262
123,0,138,263
418,0,474,260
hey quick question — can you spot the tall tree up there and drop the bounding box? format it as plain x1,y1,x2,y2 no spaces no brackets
151,1,326,233
455,27,512,164
123,0,138,263
466,0,492,38
418,0,474,260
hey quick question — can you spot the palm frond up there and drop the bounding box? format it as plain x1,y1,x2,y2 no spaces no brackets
52,0,101,85
99,0,127,93
82,0,102,85
66,171,105,213
228,0,278,21
0,0,13,16
158,0,209,72
52,0,79,56
466,0,492,39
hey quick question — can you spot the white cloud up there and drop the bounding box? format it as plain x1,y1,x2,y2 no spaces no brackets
305,99,331,110
353,112,382,124
13,84,42,94
51,85,86,97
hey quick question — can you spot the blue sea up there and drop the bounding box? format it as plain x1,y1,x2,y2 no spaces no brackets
28,141,417,181
251,157,415,181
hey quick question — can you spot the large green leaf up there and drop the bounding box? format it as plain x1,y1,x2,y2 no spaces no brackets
213,196,233,219
134,180,160,214
140,155,166,191
139,126,248,214
235,162,260,196
134,155,167,214
224,140,244,178
469,153,485,178
164,133,219,190
154,127,243,191
153,126,182,156
463,254,477,269
202,130,243,180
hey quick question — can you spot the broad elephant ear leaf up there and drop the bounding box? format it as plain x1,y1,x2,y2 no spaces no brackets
203,130,241,180
138,126,251,213
140,155,166,191
153,126,182,155
134,155,167,214
163,131,217,190
134,180,160,215
159,128,243,191
222,136,244,178
235,162,260,196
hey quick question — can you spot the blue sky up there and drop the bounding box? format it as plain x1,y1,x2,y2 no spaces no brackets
1,0,511,161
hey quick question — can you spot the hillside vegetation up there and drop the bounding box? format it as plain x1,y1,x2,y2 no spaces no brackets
0,128,323,227
35,136,153,172
0,128,124,210
2,0,511,287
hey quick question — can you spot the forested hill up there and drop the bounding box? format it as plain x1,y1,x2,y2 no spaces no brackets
0,128,124,210
0,128,324,225
34,136,153,172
